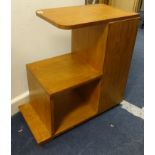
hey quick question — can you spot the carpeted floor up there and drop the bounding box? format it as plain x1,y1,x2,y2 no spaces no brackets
124,28,144,108
11,28,144,155
12,106,143,155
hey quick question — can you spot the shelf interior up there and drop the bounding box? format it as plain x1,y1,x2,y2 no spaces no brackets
27,53,102,95
53,80,100,136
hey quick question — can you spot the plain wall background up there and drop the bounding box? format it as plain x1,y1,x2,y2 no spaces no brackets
11,0,84,99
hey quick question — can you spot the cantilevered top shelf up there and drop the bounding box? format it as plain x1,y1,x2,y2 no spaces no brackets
27,53,102,95
36,4,139,29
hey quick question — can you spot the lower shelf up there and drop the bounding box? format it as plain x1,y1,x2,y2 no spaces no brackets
19,79,100,144
19,103,52,144
54,90,97,136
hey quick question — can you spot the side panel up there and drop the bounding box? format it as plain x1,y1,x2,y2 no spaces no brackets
27,69,53,135
99,18,139,113
72,23,108,71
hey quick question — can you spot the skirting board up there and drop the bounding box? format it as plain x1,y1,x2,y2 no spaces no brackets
11,91,29,116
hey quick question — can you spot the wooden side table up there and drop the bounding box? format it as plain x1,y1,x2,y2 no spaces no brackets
19,4,140,144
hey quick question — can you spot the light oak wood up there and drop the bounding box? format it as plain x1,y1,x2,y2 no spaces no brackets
99,18,140,113
26,70,53,135
19,4,139,144
27,53,102,95
72,23,108,71
19,103,51,144
20,53,102,143
54,90,92,135
53,79,101,136
36,4,138,29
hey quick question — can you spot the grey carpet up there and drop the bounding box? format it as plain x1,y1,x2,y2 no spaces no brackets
124,28,144,108
11,106,144,155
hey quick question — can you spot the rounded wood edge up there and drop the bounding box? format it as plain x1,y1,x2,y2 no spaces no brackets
36,10,139,30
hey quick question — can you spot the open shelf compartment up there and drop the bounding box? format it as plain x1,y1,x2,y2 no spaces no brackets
52,79,101,136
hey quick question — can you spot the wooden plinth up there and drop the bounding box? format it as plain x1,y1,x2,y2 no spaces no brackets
19,104,52,144
19,4,140,144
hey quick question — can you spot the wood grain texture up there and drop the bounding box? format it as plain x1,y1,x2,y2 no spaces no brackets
75,79,102,113
19,103,52,144
27,53,102,95
72,23,108,71
27,70,53,134
98,18,140,113
53,79,101,136
36,4,139,29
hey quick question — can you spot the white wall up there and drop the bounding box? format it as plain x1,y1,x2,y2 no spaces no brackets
12,0,84,101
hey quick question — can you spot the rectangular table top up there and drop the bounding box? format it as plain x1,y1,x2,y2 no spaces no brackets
36,4,139,29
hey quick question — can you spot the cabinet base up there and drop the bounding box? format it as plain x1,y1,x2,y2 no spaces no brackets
19,103,52,144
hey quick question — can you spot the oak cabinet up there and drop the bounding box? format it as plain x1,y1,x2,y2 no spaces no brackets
19,4,139,144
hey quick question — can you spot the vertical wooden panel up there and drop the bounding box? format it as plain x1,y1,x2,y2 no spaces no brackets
72,23,108,71
27,69,53,134
75,79,102,112
99,18,139,113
